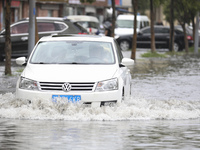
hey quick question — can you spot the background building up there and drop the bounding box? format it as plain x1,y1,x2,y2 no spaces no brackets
0,0,164,30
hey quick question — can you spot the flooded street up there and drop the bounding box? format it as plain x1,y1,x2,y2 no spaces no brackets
0,50,200,149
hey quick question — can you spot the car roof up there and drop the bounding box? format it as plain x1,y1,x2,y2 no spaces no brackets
66,15,99,23
39,34,114,42
140,25,170,31
19,17,70,22
117,14,149,21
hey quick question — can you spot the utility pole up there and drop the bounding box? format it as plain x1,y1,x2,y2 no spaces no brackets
194,12,199,54
28,0,36,56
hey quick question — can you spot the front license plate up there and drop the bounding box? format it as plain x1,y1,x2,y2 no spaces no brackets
52,95,81,103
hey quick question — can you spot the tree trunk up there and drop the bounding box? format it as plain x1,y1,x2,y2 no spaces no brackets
111,0,116,37
169,0,174,52
35,17,39,44
131,0,138,60
150,0,156,53
191,15,195,43
4,0,12,75
181,24,189,53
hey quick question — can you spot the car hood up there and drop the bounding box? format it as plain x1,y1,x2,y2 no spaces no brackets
22,64,118,82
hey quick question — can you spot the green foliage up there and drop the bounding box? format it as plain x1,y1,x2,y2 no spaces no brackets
163,0,200,24
141,52,167,58
188,46,200,53
16,68,24,73
138,0,149,15
165,51,185,56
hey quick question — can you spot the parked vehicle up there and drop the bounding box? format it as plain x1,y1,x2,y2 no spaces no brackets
115,14,150,37
116,25,194,51
66,15,101,35
175,25,200,46
0,17,88,61
15,34,134,107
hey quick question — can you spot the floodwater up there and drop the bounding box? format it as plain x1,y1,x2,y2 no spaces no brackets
0,51,200,149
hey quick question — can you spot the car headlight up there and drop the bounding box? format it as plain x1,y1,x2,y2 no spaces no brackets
19,77,39,90
95,78,118,91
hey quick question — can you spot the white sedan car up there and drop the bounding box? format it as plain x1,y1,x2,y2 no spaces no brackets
16,35,134,107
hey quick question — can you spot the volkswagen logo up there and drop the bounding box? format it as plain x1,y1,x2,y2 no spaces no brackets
62,82,71,92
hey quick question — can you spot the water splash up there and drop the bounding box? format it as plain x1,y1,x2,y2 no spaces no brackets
0,93,199,121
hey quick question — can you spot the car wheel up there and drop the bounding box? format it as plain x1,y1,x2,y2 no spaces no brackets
174,42,180,52
120,40,130,51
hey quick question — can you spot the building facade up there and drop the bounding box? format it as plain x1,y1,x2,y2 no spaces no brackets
0,0,165,30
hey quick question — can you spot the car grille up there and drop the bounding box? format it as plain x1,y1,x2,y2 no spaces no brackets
39,82,95,91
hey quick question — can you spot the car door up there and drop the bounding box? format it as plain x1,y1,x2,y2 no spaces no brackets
0,21,29,59
137,27,151,48
154,27,170,49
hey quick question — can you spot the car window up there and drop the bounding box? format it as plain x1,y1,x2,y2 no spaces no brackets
142,28,150,33
73,22,88,33
37,22,67,32
30,41,115,64
116,20,134,28
144,21,149,27
175,29,183,34
37,22,56,32
56,22,67,31
161,28,169,33
140,22,143,29
11,22,28,34
154,28,169,34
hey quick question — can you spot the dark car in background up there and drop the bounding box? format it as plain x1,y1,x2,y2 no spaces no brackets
175,25,200,46
116,25,194,51
0,17,88,61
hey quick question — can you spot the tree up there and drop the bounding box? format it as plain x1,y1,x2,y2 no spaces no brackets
4,0,12,75
164,0,200,52
111,0,116,37
174,0,191,53
138,0,149,15
187,0,200,47
150,0,156,53
131,0,138,60
169,0,174,52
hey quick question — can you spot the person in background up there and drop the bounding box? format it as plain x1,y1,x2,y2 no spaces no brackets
104,26,112,36
103,19,112,37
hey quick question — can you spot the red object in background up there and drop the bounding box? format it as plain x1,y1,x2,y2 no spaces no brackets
115,0,120,5
187,35,193,40
89,28,92,34
4,0,20,7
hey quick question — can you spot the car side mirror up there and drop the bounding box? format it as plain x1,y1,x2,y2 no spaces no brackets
16,57,27,66
121,58,134,67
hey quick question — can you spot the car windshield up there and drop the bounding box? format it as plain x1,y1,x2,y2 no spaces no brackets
30,41,115,64
116,20,139,28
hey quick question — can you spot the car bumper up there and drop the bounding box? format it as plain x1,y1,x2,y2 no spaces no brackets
15,88,122,105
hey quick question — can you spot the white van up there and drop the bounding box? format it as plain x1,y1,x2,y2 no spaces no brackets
115,14,150,36
66,15,100,34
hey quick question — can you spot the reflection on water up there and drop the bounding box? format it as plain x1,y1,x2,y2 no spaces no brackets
0,54,200,149
0,119,200,150
131,54,200,78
